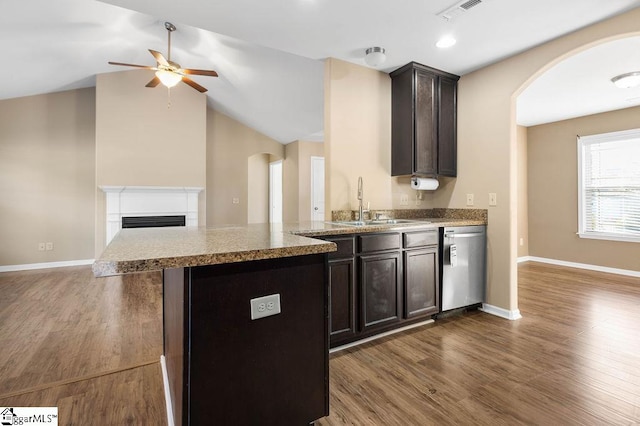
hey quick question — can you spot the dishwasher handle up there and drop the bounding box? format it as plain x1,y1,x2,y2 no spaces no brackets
445,232,483,238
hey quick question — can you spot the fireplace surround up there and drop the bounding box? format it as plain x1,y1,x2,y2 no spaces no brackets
100,186,203,245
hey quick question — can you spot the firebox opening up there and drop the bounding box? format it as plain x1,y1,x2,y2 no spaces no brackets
122,215,186,229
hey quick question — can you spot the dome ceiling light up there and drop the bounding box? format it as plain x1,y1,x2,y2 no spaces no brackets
364,47,386,67
611,71,640,89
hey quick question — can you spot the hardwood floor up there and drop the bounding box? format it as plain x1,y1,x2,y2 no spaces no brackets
0,262,638,425
0,266,165,425
318,262,640,425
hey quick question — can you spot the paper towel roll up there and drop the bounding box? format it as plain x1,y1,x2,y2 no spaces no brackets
411,177,439,190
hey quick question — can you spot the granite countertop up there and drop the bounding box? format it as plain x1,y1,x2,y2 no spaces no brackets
93,218,486,277
92,224,337,277
288,218,485,237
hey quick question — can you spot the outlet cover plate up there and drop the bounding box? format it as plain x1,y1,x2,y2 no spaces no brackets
250,294,281,320
466,194,474,206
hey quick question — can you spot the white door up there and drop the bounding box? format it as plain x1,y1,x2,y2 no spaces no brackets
311,156,325,221
269,160,283,223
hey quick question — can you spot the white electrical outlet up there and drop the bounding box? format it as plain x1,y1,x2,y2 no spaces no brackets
466,194,474,206
232,198,240,204
250,294,281,320
400,194,409,206
519,238,524,246
45,242,54,251
489,193,497,206
38,242,46,251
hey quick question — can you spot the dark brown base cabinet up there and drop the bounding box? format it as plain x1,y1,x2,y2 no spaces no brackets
360,251,402,331
323,229,439,348
404,247,439,318
163,254,329,425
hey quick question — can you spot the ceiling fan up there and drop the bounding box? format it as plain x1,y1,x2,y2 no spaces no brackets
108,22,218,93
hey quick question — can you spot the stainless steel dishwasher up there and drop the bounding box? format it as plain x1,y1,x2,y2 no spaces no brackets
440,225,486,312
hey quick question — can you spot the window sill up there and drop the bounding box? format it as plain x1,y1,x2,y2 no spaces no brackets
578,232,640,243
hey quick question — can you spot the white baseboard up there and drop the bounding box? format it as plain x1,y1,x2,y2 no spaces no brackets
160,355,175,426
521,256,640,278
480,303,522,321
0,259,94,273
517,256,532,263
330,319,435,354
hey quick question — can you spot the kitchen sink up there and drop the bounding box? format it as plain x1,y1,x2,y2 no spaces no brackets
328,220,367,226
328,219,429,226
368,219,422,225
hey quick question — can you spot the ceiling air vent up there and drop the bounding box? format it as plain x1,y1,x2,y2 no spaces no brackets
437,0,485,21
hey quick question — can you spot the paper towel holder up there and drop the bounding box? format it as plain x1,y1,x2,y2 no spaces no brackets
411,176,439,191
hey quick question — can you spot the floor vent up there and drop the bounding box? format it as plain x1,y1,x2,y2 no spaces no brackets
437,0,485,21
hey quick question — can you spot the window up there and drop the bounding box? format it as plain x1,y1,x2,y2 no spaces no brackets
578,128,640,242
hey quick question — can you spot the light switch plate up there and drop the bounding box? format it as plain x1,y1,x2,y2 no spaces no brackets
250,294,281,320
489,193,497,206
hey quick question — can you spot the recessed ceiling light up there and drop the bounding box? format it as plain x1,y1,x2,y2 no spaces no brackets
611,71,640,89
436,36,457,49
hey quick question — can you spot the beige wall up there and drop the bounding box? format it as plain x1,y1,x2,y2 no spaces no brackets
284,140,324,222
95,70,206,187
0,89,96,266
1,72,293,265
517,125,529,258
324,58,431,218
325,9,640,313
247,153,270,223
430,9,640,313
95,70,207,252
206,109,284,225
527,106,640,271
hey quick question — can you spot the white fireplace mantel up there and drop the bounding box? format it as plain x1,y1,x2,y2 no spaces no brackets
100,186,203,245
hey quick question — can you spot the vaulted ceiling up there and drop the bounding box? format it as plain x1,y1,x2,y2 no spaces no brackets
2,0,640,142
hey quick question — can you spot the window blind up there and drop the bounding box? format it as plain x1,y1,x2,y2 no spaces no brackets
579,129,640,241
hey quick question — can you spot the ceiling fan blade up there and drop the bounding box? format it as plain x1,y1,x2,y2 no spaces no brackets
182,68,219,77
149,49,170,67
182,76,208,93
108,61,155,70
145,76,161,88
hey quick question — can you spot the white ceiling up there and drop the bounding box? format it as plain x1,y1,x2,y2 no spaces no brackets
2,0,640,142
518,36,640,126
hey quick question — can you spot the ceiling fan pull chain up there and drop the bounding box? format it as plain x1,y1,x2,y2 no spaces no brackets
167,26,171,62
167,87,172,109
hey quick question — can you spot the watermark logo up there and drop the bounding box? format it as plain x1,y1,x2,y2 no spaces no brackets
0,408,58,425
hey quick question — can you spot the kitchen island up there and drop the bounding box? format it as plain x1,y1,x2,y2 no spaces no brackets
92,216,485,425
93,225,337,426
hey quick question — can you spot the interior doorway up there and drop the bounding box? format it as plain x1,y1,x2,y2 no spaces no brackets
270,160,283,223
311,156,325,221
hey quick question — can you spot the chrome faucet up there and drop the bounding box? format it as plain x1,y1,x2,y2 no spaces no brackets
357,176,364,222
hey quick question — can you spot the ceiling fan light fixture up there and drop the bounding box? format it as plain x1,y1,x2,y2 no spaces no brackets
364,47,386,67
611,71,640,89
156,69,182,88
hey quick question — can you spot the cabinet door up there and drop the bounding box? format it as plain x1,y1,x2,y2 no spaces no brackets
360,252,402,331
404,247,439,319
414,69,438,175
328,258,357,345
391,66,415,176
437,76,457,177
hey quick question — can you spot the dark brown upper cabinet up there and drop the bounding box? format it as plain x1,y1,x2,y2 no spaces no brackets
391,62,459,177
